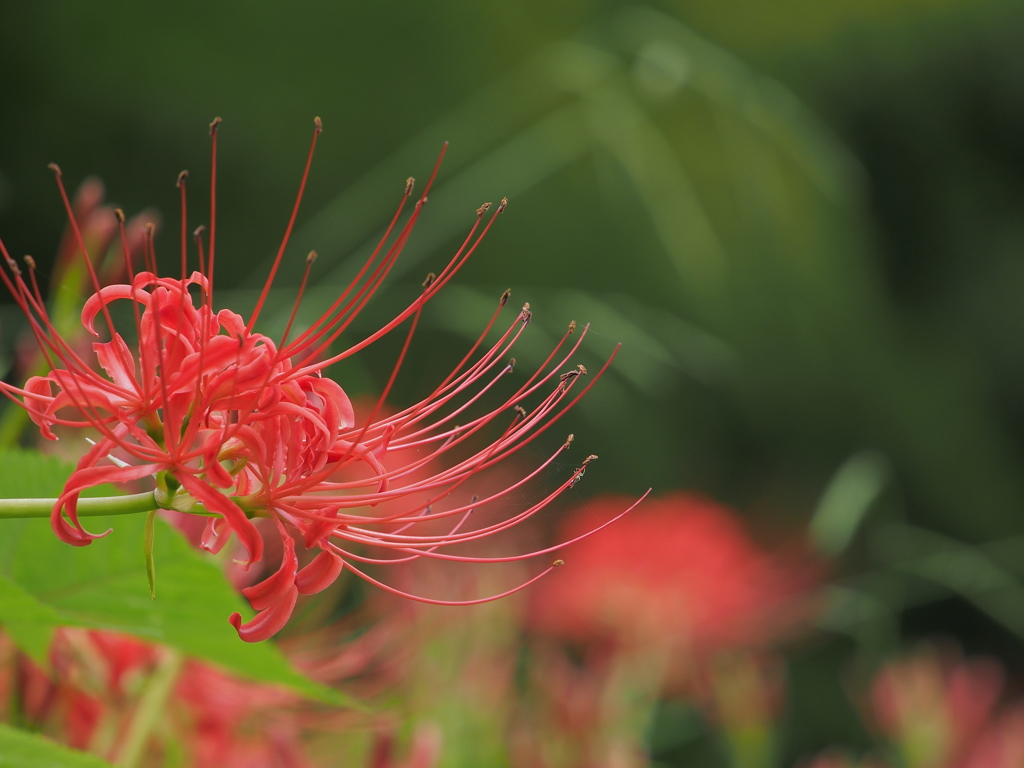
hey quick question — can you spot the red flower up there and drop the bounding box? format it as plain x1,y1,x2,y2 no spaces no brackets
0,118,639,641
868,644,1005,768
528,492,814,656
3,628,314,767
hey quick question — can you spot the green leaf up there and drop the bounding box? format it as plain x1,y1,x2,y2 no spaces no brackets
0,572,60,663
0,449,352,706
0,723,115,768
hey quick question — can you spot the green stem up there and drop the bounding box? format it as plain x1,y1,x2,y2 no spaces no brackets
0,491,158,519
113,648,184,768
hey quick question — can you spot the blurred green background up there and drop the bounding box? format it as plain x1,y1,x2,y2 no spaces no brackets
3,0,1024,764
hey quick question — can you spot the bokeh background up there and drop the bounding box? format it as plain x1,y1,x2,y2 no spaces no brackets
3,1,1024,766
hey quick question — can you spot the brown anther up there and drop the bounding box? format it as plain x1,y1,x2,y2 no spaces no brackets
422,272,436,288
520,302,532,323
476,201,492,217
577,364,588,375
176,170,189,187
209,116,222,134
193,224,206,240
569,458,597,489
23,255,35,270
564,433,574,449
405,177,415,196
514,405,527,418
314,116,323,133
6,256,21,276
552,559,565,567
500,288,511,306
306,250,318,265
497,197,508,213
114,208,126,223
47,162,62,177
508,357,516,372
568,320,576,334
559,370,579,385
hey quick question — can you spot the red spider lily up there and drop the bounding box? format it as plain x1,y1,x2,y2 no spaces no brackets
0,118,643,641
527,492,816,656
869,644,1005,768
803,644,1024,768
3,628,314,767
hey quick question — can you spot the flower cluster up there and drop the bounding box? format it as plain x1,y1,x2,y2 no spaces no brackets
518,492,815,766
3,628,335,767
0,118,638,641
804,644,1024,768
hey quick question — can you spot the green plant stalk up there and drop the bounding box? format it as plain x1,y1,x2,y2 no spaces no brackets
0,491,263,520
0,491,158,519
113,648,184,768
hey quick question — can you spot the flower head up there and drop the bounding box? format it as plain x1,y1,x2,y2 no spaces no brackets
0,118,642,641
869,644,1005,768
527,492,816,656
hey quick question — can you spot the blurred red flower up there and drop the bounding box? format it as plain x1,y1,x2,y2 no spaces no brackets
528,492,816,656
3,629,312,767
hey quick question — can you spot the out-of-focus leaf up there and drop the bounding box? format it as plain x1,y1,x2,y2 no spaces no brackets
0,723,114,768
0,450,350,705
870,522,1024,640
810,451,890,556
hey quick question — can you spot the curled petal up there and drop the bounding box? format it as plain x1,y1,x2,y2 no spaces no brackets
82,284,150,336
92,336,138,392
23,376,57,440
295,549,344,595
305,376,355,434
216,308,247,337
241,521,297,609
177,473,263,568
200,517,230,554
53,460,159,546
231,521,299,642
228,587,298,643
198,435,235,489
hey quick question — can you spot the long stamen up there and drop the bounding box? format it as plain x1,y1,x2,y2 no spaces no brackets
279,251,317,350
334,556,560,607
177,171,189,280
282,175,416,357
289,195,504,378
281,144,449,370
48,164,117,337
206,117,221,295
247,117,322,333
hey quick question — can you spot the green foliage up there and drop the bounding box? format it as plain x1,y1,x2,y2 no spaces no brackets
0,450,345,705
0,724,115,768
